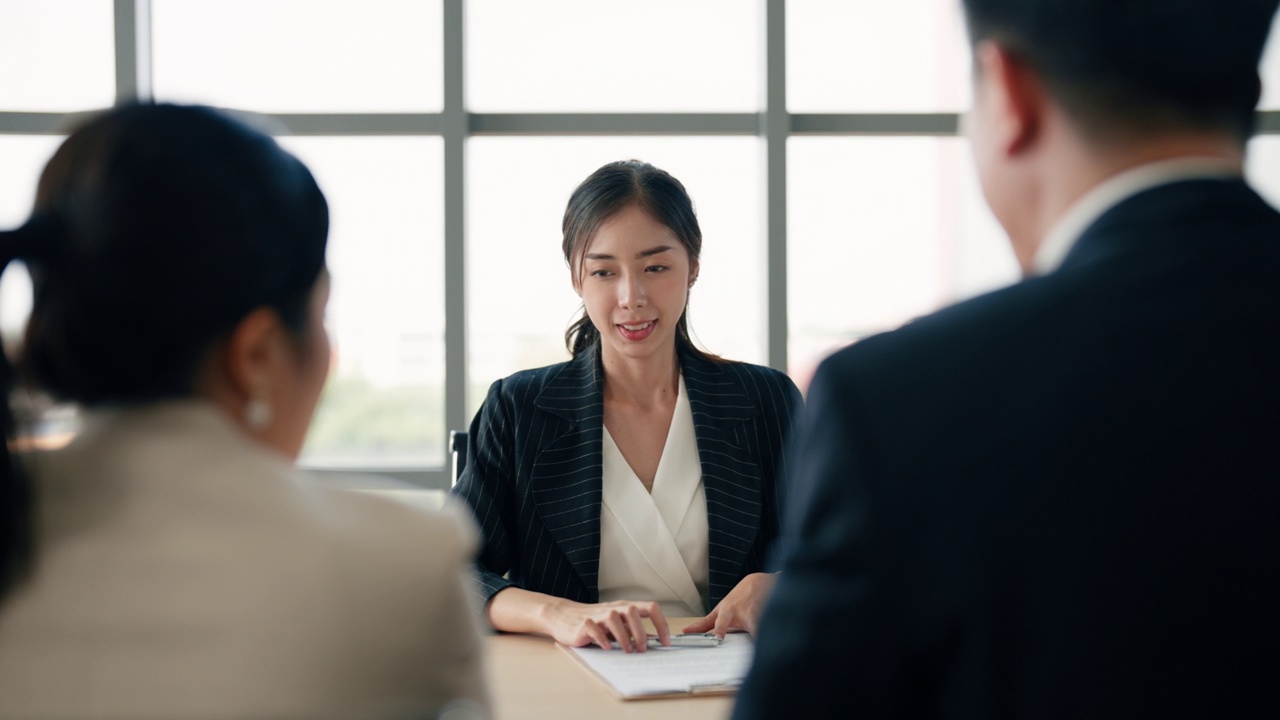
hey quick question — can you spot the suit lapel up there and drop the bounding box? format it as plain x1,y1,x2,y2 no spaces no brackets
680,347,763,607
528,343,767,606
530,346,605,600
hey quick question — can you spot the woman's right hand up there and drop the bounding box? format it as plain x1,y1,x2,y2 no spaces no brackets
542,598,672,652
486,586,673,651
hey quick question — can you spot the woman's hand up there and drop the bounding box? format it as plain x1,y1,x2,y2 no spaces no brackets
682,572,776,638
543,598,672,652
487,587,672,652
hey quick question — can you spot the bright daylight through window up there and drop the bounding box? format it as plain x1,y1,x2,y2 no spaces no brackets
2,0,1279,487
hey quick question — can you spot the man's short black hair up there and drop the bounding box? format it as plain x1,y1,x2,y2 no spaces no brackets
962,0,1280,140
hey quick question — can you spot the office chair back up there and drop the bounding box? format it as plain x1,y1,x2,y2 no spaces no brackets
449,431,469,488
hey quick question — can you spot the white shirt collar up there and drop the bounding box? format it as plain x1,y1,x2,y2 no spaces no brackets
1033,157,1242,275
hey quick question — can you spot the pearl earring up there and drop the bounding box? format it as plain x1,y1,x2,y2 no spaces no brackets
244,393,272,430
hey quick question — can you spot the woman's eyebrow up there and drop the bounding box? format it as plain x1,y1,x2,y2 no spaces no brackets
584,245,673,261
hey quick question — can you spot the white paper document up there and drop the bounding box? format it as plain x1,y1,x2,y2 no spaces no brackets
563,633,754,699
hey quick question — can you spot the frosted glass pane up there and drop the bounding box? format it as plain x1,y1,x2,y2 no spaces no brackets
279,137,445,467
467,0,761,112
153,0,443,112
0,136,62,341
1259,12,1280,110
788,0,971,113
0,136,63,228
788,137,1018,388
0,1,114,111
1247,137,1280,210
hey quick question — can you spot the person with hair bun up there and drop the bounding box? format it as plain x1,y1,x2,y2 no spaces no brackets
452,160,802,652
0,104,489,719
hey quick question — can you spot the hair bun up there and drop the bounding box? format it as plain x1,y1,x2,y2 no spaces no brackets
0,214,61,266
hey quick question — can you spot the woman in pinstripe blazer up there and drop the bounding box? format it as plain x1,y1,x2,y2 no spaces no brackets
452,161,802,653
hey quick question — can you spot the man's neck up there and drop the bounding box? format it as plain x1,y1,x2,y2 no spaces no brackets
1016,132,1245,274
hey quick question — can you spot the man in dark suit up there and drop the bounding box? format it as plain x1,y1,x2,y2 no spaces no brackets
734,1,1280,718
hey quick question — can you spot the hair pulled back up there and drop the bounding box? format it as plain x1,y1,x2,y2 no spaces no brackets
0,103,329,598
561,160,713,361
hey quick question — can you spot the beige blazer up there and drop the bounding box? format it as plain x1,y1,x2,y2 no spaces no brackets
0,401,489,720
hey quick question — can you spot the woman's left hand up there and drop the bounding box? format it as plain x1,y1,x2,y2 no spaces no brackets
682,572,776,639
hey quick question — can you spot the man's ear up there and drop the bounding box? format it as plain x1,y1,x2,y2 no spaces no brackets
223,307,287,401
975,41,1045,157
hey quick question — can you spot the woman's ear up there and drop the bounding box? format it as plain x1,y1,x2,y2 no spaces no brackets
223,307,287,402
197,284,329,460
196,307,289,438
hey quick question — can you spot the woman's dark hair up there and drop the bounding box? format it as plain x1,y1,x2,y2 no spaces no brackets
562,160,716,362
0,103,329,598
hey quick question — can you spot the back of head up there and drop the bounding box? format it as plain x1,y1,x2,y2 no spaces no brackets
963,0,1280,140
0,103,328,597
19,104,329,403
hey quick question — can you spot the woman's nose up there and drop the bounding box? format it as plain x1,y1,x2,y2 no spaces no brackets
619,274,647,308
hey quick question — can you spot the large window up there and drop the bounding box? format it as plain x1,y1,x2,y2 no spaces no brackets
788,137,1014,385
0,1,114,112
787,0,970,113
278,136,446,468
3,0,1279,488
152,0,444,112
466,0,760,112
467,136,766,417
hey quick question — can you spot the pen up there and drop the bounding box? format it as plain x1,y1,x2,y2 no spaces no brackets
611,633,723,650
654,633,723,648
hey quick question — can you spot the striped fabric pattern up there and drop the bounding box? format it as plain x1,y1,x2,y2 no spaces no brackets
451,342,803,609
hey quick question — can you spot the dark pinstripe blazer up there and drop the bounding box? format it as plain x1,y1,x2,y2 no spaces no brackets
451,342,802,609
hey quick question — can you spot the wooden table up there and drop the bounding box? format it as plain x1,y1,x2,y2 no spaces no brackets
356,492,733,718
484,622,735,720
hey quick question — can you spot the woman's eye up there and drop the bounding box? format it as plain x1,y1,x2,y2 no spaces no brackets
590,269,613,278
646,265,669,273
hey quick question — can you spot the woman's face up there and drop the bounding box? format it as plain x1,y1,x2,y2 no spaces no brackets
265,272,332,459
575,204,697,366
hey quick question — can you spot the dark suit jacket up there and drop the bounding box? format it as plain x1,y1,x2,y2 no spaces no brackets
735,179,1280,719
451,342,802,610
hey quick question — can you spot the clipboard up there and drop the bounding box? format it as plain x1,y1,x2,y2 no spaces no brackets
559,633,754,700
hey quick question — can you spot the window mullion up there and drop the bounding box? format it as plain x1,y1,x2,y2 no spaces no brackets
113,0,152,103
